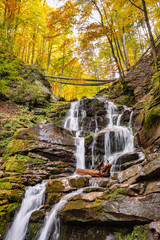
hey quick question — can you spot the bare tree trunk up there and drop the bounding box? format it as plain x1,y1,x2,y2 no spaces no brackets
141,0,157,65
116,38,127,70
114,37,124,78
122,27,130,69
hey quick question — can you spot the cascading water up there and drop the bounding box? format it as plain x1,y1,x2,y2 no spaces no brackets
6,98,137,240
38,188,83,240
64,100,86,169
4,182,47,240
103,102,134,172
91,115,99,169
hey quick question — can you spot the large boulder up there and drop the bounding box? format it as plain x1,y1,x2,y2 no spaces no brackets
7,123,75,164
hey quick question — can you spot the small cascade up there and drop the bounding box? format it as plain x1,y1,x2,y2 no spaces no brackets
91,115,99,168
103,101,134,171
64,101,80,131
38,188,83,240
5,182,47,240
64,100,86,170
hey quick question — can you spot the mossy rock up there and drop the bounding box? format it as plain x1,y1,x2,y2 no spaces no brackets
63,200,87,212
143,105,160,130
0,181,24,191
26,222,43,240
85,135,93,146
62,199,104,222
29,209,45,223
69,177,89,188
46,192,63,205
2,157,26,173
116,225,148,240
46,180,65,193
0,189,23,203
6,139,35,155
100,188,128,201
48,167,61,175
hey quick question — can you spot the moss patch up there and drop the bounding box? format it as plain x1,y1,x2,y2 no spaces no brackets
46,180,65,193
100,188,128,200
115,225,147,240
6,139,35,155
69,177,89,188
143,105,160,130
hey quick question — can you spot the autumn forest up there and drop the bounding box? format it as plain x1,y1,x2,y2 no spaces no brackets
0,0,159,99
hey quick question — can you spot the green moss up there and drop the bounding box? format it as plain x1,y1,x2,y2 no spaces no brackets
26,223,42,240
100,188,128,200
0,182,14,190
46,193,63,205
144,106,160,130
63,200,86,211
4,157,26,173
46,180,65,193
6,139,35,155
85,135,93,145
69,177,89,188
115,225,147,240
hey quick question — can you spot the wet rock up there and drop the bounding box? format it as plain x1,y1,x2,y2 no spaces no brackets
69,176,89,188
46,180,65,193
148,221,160,240
149,221,160,234
81,192,104,201
102,193,160,223
114,152,143,171
0,171,4,178
128,183,146,196
118,159,160,185
116,152,139,165
14,123,74,147
144,180,160,195
46,192,64,205
89,177,111,188
120,109,132,125
137,159,160,181
134,105,160,149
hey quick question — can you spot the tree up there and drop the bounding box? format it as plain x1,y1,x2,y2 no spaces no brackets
129,0,157,65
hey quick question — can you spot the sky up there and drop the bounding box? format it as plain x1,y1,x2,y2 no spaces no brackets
46,0,65,8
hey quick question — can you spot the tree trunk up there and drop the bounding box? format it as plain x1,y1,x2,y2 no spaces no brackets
114,37,125,76
122,27,130,69
76,167,111,177
76,163,112,177
141,0,157,65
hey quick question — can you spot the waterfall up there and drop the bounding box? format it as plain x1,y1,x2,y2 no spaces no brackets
4,182,47,240
38,188,83,240
103,102,134,171
64,100,86,170
4,98,140,240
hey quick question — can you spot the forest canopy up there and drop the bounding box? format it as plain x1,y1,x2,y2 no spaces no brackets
0,0,159,100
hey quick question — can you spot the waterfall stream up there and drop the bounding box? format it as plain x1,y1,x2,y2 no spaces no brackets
64,100,86,170
38,188,83,240
5,98,137,240
4,182,47,240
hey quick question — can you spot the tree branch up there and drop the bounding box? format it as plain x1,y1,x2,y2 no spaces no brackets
129,0,144,12
91,0,104,26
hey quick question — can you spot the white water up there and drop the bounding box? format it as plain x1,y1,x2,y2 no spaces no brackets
64,100,86,170
91,115,99,168
5,182,47,240
103,102,134,171
38,188,83,240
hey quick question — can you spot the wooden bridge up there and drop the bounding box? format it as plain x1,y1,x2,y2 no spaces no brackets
45,75,118,86
45,35,160,87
